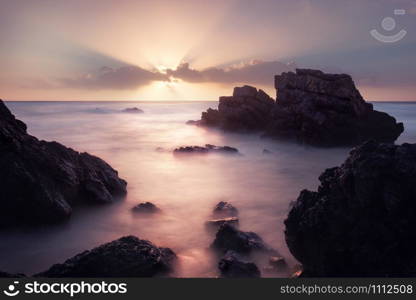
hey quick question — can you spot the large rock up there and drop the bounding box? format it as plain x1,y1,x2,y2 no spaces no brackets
195,85,275,131
212,224,272,255
35,236,176,277
0,99,127,226
192,70,403,146
285,141,416,277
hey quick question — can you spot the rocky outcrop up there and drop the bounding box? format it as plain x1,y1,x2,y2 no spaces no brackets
206,217,239,228
218,251,260,278
192,69,403,146
173,144,239,154
192,85,275,131
122,107,143,113
285,141,416,277
35,236,176,277
212,224,273,255
132,202,161,214
0,99,127,226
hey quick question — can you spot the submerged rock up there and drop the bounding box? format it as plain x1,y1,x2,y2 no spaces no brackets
212,224,272,255
173,144,239,154
132,202,161,214
218,251,260,278
205,217,239,228
193,69,403,146
285,141,416,277
122,107,143,113
213,201,239,218
35,236,176,277
0,99,127,227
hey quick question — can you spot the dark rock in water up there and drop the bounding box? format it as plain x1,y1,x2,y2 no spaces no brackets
205,217,239,228
193,69,403,146
0,99,127,227
132,202,161,214
213,201,239,218
122,107,144,113
269,69,404,146
35,236,176,277
195,85,275,131
262,149,273,154
218,251,260,278
0,271,26,278
212,224,272,255
173,144,239,154
285,141,416,277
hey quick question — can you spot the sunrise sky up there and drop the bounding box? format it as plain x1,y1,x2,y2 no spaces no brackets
1,0,415,101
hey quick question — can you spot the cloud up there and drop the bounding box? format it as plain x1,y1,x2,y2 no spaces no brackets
166,60,295,85
59,65,168,90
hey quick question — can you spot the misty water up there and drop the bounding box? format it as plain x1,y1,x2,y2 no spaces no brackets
0,101,415,277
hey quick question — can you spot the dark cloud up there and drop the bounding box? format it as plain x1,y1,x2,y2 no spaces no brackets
166,60,295,85
59,65,168,90
59,60,295,90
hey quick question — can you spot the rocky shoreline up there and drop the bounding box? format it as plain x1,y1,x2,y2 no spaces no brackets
190,69,403,147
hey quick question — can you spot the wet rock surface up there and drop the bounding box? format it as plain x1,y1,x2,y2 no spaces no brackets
193,69,403,146
218,251,260,278
285,141,416,277
0,100,127,227
35,236,176,277
173,144,239,154
132,202,161,214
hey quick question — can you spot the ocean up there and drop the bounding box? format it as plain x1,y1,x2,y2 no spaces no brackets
0,101,415,277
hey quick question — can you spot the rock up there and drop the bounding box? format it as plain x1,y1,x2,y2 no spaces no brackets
196,86,275,131
0,100,127,227
262,149,273,154
285,141,416,277
132,202,161,214
268,69,404,146
173,144,239,154
193,70,403,146
212,224,272,255
122,107,143,113
213,201,239,218
269,256,288,270
35,236,176,277
205,217,239,228
0,271,26,278
218,251,260,278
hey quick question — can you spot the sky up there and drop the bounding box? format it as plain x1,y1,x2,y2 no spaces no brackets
0,0,415,101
